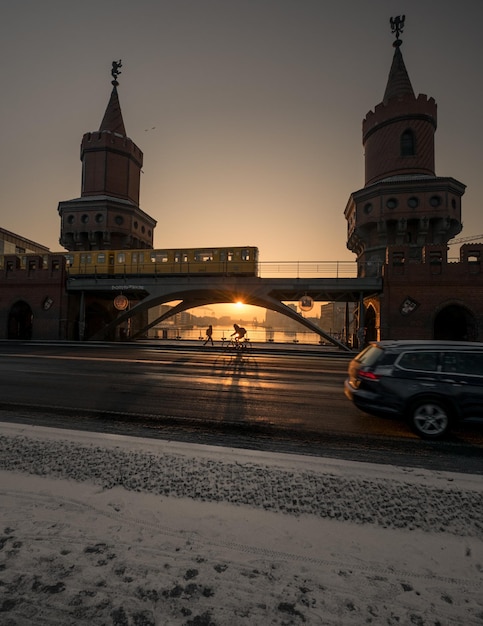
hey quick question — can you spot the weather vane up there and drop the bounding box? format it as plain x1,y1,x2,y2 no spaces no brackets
111,60,122,86
390,15,405,47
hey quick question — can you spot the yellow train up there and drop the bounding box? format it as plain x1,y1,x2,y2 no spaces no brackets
65,246,259,277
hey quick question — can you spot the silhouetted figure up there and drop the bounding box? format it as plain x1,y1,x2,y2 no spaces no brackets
203,325,214,346
231,323,247,342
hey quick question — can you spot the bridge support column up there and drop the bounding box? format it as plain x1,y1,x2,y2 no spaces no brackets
357,291,366,349
79,291,86,341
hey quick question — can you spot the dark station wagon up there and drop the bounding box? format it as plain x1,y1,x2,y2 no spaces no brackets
344,340,483,438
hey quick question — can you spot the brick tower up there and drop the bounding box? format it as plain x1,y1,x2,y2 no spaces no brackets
58,61,156,251
344,17,465,277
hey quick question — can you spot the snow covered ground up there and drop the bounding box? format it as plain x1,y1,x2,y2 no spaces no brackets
0,421,482,625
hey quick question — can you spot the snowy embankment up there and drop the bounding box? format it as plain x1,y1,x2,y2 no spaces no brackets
1,427,482,536
0,422,482,625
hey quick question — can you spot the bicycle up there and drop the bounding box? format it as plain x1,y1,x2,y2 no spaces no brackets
224,336,252,352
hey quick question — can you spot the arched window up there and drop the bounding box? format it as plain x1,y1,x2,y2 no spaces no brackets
401,129,415,156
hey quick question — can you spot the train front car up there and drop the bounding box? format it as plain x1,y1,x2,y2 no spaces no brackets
141,246,259,276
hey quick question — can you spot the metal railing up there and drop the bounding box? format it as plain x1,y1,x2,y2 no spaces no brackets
258,261,378,279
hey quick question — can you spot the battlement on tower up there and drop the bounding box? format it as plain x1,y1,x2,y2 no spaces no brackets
81,131,143,167
363,94,437,138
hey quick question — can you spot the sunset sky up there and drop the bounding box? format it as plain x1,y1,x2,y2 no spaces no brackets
1,0,482,266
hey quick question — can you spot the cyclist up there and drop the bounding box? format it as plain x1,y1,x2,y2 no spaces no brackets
231,323,247,343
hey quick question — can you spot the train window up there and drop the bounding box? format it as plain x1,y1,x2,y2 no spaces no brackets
194,250,214,262
65,255,73,267
131,252,144,264
175,252,189,263
117,252,126,264
80,254,92,265
97,253,106,264
151,251,169,263
28,259,36,270
241,249,251,261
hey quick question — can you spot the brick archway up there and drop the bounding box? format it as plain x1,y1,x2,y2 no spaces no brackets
433,304,477,341
365,304,378,343
8,300,33,340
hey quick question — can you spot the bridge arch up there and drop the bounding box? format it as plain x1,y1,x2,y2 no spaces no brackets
71,274,382,351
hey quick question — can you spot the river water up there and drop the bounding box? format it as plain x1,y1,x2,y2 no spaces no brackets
150,325,334,345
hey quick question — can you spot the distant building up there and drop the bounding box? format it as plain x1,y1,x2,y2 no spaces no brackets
265,305,304,332
0,228,50,255
320,302,354,341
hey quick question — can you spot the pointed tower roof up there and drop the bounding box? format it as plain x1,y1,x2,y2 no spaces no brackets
383,42,415,104
99,85,126,135
98,61,126,135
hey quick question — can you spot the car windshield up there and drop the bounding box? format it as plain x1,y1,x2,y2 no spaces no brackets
355,345,384,366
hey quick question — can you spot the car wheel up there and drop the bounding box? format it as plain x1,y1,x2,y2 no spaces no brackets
409,398,451,439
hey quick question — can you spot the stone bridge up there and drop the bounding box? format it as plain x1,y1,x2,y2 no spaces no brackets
67,272,382,351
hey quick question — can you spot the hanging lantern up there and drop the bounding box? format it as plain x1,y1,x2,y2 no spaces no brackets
299,295,314,312
114,294,129,311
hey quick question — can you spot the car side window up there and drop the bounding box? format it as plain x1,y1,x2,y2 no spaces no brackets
442,352,483,376
398,351,439,372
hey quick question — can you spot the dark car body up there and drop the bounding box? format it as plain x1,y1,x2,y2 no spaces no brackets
344,340,483,438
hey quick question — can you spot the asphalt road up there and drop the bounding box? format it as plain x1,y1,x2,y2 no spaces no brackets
0,340,482,474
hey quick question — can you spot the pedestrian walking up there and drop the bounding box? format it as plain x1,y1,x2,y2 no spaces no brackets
203,325,214,346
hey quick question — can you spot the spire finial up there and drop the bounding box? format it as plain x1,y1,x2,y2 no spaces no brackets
390,15,405,48
111,60,122,87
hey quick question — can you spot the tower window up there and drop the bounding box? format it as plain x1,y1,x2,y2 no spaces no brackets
401,129,415,156
408,197,419,208
430,195,442,207
386,198,398,209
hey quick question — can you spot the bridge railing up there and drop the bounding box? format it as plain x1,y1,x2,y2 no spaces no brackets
258,261,379,278
62,258,381,280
